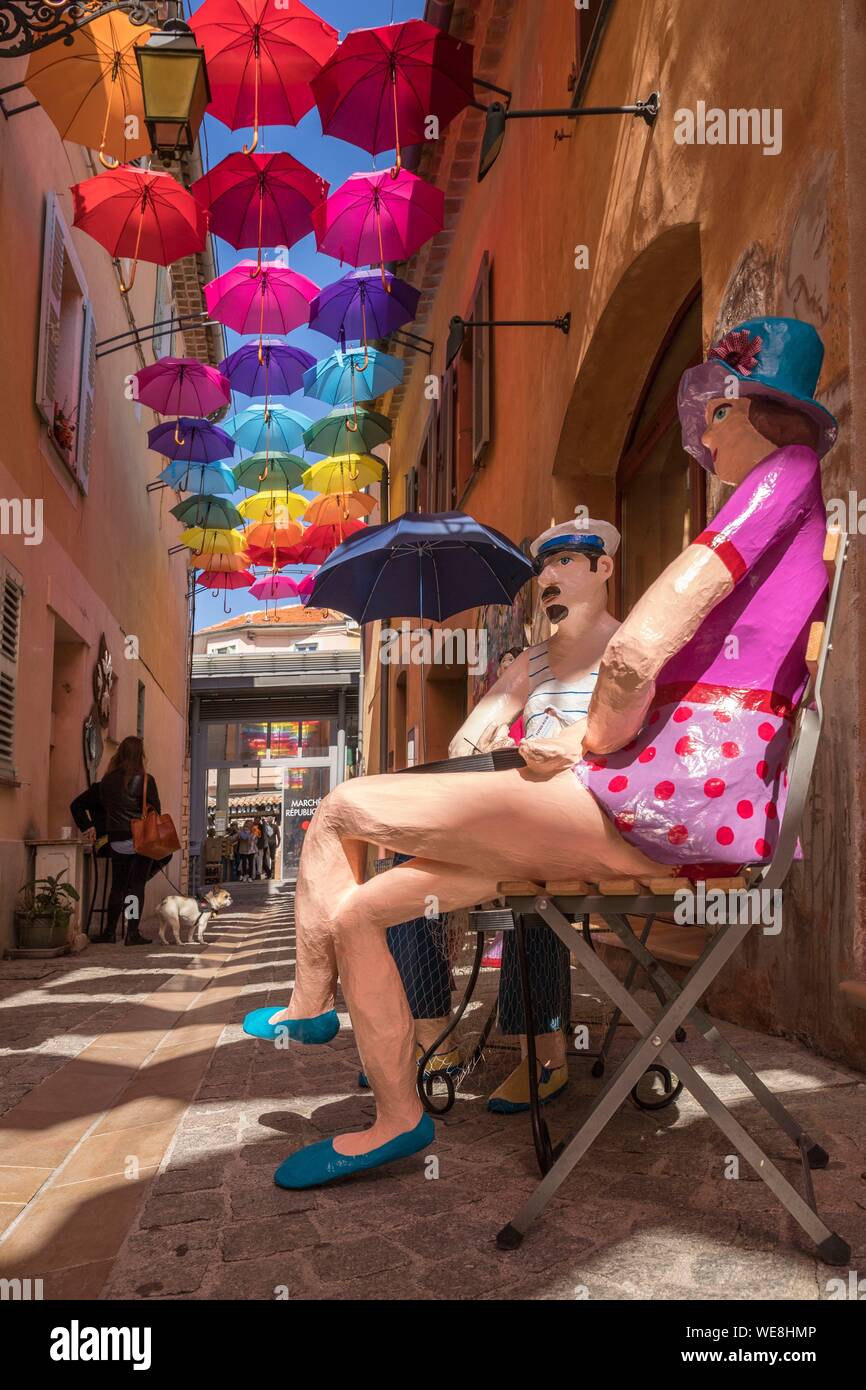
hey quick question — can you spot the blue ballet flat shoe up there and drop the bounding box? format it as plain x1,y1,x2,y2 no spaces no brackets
242,1007,339,1044
274,1113,435,1189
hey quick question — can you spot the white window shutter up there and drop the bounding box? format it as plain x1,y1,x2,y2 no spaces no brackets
0,567,23,781
75,301,96,492
35,193,66,425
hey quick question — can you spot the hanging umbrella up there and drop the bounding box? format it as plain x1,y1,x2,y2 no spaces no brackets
244,519,303,549
250,574,301,600
191,150,328,270
308,511,533,623
287,518,366,565
312,20,473,172
225,404,312,456
238,491,308,523
305,492,377,525
71,166,207,293
205,262,319,348
312,169,443,287
232,451,307,492
179,526,247,555
25,11,154,167
190,0,338,150
220,341,316,401
148,417,235,463
135,358,231,446
303,406,391,457
196,567,254,613
188,550,250,572
302,453,383,494
308,270,420,349
158,459,237,494
297,572,317,601
170,495,244,528
302,348,403,408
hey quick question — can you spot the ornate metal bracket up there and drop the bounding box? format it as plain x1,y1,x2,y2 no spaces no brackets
0,3,174,59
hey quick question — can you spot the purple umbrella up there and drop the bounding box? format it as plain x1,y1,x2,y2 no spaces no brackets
147,417,236,463
309,269,420,349
220,340,316,401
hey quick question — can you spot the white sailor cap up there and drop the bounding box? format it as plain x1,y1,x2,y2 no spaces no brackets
530,518,621,563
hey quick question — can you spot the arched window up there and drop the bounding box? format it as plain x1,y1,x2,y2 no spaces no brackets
616,286,705,615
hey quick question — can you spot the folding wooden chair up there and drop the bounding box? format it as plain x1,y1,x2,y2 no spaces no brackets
489,528,851,1264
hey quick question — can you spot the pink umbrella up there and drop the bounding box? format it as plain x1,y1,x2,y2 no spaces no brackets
312,20,474,171
134,357,231,445
312,169,443,287
249,573,300,600
190,0,338,150
190,151,329,271
297,571,317,602
205,261,319,347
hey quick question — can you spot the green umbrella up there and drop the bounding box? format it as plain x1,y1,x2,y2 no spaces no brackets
170,494,243,528
232,452,307,493
303,406,392,458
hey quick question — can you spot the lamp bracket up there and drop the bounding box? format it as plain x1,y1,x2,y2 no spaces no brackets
0,3,178,59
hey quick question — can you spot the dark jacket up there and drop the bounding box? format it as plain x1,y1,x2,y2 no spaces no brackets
100,769,161,842
70,783,109,856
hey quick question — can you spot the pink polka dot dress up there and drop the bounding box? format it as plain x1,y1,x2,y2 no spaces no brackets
574,446,828,867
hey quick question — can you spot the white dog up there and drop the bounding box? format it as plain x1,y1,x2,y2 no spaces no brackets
156,887,233,946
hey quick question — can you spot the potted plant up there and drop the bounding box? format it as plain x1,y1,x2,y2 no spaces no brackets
14,875,80,950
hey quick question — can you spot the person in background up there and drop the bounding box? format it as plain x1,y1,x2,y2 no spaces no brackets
70,781,109,858
252,817,265,880
223,822,238,882
99,736,171,946
204,827,222,882
266,816,281,879
237,819,254,880
261,816,276,879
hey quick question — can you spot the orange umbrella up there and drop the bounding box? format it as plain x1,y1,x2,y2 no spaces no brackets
25,11,153,168
187,550,249,573
305,492,377,526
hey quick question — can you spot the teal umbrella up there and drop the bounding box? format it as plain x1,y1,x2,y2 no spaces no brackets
170,494,243,528
303,406,391,458
224,403,312,455
302,347,404,405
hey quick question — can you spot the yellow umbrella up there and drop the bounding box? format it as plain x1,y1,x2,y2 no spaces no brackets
302,453,384,495
237,492,308,524
25,11,153,168
187,550,249,573
305,492,377,525
179,526,247,555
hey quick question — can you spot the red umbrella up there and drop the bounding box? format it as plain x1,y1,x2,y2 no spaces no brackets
134,357,231,445
191,150,328,271
71,165,206,293
190,0,338,151
313,20,474,172
312,169,443,287
197,568,254,613
285,519,365,565
205,261,319,349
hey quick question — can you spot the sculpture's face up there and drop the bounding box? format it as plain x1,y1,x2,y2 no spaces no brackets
536,548,612,625
701,396,774,483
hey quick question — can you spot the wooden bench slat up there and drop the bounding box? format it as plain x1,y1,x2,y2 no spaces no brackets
823,528,843,567
544,879,593,895
647,877,692,895
497,880,544,896
597,877,642,894
806,621,824,681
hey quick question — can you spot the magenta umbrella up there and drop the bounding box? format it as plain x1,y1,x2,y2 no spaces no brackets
297,571,317,601
249,573,300,600
312,21,474,171
312,169,443,286
134,358,231,445
190,151,329,271
205,261,319,347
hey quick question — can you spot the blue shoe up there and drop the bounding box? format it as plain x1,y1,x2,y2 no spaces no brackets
242,1007,339,1044
274,1113,435,1189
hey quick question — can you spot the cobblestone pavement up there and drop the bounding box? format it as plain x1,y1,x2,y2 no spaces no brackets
1,881,864,1301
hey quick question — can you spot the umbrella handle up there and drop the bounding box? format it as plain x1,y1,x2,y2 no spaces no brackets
174,420,186,447
97,90,119,169
376,208,392,294
389,70,402,181
118,206,144,295
242,44,261,155
359,297,370,370
98,148,120,170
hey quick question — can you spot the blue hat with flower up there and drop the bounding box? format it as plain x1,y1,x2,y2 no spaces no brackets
677,317,837,473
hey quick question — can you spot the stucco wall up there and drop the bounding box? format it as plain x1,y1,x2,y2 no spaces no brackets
375,0,866,1064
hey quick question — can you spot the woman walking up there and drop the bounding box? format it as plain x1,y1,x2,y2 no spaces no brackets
99,736,171,946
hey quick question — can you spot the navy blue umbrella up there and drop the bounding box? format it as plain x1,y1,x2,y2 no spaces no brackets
308,511,533,623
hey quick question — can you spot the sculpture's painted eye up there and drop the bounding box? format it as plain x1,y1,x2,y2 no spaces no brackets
712,404,731,423
558,555,573,566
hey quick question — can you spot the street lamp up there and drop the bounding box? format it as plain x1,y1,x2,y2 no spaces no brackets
446,313,571,369
135,19,211,165
478,91,660,182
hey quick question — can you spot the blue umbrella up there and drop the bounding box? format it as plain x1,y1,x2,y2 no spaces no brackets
224,403,313,455
147,417,235,463
157,460,238,494
302,347,404,406
308,511,533,624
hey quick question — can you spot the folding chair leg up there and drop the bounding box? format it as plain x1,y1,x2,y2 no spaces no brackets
595,915,656,1074
605,914,830,1169
496,899,850,1266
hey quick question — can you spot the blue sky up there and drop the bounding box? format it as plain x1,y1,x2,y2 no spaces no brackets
184,0,424,628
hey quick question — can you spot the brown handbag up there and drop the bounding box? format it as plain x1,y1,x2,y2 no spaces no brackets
131,773,180,859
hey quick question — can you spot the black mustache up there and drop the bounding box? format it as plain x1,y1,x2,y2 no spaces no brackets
541,585,560,601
